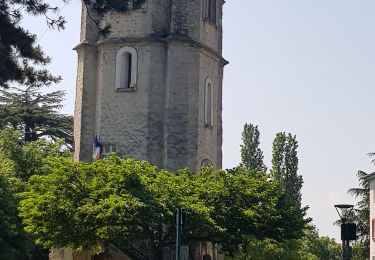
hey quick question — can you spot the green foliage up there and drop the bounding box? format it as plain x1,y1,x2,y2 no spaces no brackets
0,129,70,259
271,132,308,239
228,225,341,260
19,155,292,258
0,1,73,150
0,83,73,148
345,170,370,259
0,129,71,181
1,0,147,88
240,123,267,172
301,226,341,260
271,132,303,206
0,0,67,87
0,157,27,260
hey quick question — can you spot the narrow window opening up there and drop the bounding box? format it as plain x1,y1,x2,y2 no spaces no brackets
204,80,213,127
115,46,138,91
127,54,132,88
204,0,209,19
203,0,216,23
120,52,131,88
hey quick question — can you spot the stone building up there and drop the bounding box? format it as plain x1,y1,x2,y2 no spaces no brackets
74,0,228,173
52,0,228,259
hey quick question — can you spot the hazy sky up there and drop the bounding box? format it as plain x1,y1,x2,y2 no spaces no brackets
22,0,375,240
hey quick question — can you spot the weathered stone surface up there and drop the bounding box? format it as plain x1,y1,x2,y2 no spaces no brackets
74,0,226,172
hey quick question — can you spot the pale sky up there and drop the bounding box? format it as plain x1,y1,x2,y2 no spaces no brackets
22,0,375,241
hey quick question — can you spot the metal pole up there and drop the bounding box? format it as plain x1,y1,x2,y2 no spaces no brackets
176,209,181,260
342,240,352,260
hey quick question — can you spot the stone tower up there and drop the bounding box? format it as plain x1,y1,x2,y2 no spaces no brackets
74,0,227,172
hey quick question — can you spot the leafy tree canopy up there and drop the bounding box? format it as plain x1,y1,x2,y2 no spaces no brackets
0,129,71,259
19,155,297,259
227,225,341,260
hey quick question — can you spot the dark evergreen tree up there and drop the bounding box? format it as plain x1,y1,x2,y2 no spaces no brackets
0,67,73,148
240,123,267,172
0,0,68,87
0,0,148,88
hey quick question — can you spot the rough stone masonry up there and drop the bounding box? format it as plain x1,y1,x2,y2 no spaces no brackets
74,0,227,173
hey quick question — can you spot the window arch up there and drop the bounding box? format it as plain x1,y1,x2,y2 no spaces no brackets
201,159,213,168
204,78,213,127
115,46,138,90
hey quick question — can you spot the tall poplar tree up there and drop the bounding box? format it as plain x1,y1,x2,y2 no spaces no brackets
270,132,308,240
240,123,267,172
271,132,303,207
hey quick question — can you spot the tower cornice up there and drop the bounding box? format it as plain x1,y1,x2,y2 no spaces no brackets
73,35,229,66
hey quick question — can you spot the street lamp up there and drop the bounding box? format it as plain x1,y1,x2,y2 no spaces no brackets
175,208,187,260
334,204,356,260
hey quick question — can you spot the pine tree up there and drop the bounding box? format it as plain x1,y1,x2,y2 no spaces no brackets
0,66,73,148
0,0,148,88
0,0,68,87
240,123,267,172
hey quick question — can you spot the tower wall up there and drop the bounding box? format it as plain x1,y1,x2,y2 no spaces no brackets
73,0,227,173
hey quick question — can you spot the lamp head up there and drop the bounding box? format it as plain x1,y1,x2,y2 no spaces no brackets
334,204,354,224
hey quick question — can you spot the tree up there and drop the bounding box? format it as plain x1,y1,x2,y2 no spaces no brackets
271,132,304,208
0,129,71,259
0,80,73,148
240,123,267,172
227,225,341,260
301,226,341,260
270,132,309,240
19,155,296,259
346,170,370,259
0,0,68,87
0,0,150,88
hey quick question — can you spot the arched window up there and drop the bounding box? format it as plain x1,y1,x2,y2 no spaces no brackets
115,46,138,91
203,0,216,23
201,159,213,168
204,78,213,127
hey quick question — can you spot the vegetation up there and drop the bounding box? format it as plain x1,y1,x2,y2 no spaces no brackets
271,132,309,238
346,169,370,259
0,83,73,148
0,0,138,88
18,155,297,259
236,125,311,259
0,0,67,87
240,123,267,172
228,225,341,260
0,129,70,259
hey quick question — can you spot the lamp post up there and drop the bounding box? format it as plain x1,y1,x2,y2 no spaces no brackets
175,208,187,260
334,204,356,260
